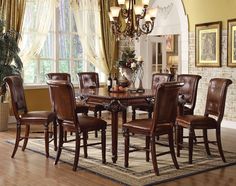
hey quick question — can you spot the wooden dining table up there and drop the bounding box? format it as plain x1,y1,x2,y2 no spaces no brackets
77,87,155,163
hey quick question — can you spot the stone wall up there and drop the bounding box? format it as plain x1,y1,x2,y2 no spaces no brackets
189,31,236,121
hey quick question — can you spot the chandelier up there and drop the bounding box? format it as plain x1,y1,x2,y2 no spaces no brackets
108,0,157,39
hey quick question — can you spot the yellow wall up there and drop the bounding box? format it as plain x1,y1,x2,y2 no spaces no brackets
182,0,236,31
24,88,51,111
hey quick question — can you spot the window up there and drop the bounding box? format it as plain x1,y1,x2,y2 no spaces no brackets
22,0,105,85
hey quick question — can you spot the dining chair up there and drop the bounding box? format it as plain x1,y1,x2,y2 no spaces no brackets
46,73,89,140
4,75,57,158
46,73,89,115
176,78,232,164
132,73,173,120
47,79,107,171
123,82,184,175
177,74,202,143
77,72,106,137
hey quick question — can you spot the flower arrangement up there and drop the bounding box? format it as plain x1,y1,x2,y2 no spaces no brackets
117,47,143,89
117,47,143,72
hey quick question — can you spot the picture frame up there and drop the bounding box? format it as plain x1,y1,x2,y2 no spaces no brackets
195,21,222,67
227,19,236,67
165,35,174,52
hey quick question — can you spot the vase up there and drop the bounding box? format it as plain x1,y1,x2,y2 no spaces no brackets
119,67,136,89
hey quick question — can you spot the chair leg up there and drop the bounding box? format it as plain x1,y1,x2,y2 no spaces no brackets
168,130,179,169
132,108,136,120
124,129,130,168
99,110,102,118
83,131,88,158
101,128,106,164
216,127,226,162
11,123,21,158
193,130,197,144
203,129,211,155
176,125,181,157
188,128,194,164
44,123,49,158
22,124,30,151
94,111,98,138
151,136,159,175
64,131,67,141
146,136,150,162
55,124,63,165
148,110,152,119
53,119,57,151
73,132,81,171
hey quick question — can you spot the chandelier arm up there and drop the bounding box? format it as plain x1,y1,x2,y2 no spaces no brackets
139,21,154,34
139,7,147,20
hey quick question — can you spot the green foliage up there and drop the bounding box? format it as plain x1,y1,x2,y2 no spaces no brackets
117,47,137,69
0,19,23,95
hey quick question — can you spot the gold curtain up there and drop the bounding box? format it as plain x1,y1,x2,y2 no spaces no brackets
0,0,26,37
100,0,118,73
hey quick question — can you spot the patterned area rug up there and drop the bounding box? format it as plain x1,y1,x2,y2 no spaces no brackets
7,129,236,186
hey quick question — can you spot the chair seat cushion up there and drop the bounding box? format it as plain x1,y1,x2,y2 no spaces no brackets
123,119,173,135
176,115,217,129
78,115,107,131
21,111,56,123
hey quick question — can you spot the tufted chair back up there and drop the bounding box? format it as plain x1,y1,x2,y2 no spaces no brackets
77,72,99,89
4,76,28,120
177,74,201,115
204,78,232,122
151,73,173,90
46,73,71,81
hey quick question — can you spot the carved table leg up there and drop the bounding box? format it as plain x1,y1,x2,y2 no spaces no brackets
104,100,126,163
111,111,118,163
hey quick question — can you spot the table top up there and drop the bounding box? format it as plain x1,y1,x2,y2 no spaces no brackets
77,87,155,100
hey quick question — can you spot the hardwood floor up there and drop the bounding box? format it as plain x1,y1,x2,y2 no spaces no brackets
0,114,236,186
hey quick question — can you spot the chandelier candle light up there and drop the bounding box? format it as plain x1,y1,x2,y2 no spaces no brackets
109,0,157,39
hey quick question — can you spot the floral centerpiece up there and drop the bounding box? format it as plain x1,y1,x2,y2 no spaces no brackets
117,47,143,89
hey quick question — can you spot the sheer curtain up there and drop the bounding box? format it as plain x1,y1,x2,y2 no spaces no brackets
70,0,109,74
19,0,57,63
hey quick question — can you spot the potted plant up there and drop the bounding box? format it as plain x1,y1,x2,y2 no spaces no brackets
0,19,23,131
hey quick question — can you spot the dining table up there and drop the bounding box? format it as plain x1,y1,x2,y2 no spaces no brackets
77,87,155,163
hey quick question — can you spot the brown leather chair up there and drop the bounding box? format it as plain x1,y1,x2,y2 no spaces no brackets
123,82,183,175
177,74,202,143
4,76,57,158
46,73,89,140
176,78,232,164
77,72,106,137
47,80,107,171
46,73,89,115
132,73,173,120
